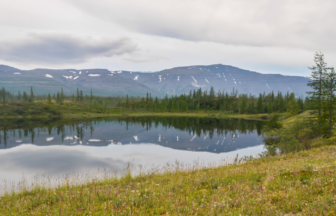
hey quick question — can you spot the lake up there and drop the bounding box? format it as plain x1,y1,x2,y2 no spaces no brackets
0,117,265,191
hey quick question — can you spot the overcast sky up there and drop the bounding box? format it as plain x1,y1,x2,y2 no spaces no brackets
0,0,335,76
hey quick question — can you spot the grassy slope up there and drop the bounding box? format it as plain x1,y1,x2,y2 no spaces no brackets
1,146,336,215
279,111,336,149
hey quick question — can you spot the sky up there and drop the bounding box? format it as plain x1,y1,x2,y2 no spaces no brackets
0,0,335,76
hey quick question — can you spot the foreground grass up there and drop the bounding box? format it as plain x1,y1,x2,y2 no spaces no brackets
1,146,336,215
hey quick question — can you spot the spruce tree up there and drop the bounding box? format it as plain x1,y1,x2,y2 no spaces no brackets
287,92,299,116
125,94,129,110
2,87,6,115
30,86,34,102
61,88,64,105
90,89,93,109
18,90,21,101
307,52,328,133
321,67,336,137
48,93,51,104
257,94,263,113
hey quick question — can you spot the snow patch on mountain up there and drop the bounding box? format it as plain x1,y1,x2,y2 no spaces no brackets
191,82,205,88
63,75,72,79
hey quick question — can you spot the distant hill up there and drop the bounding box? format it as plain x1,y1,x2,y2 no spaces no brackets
0,64,311,97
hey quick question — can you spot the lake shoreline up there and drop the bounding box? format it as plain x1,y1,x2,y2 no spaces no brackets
0,102,271,120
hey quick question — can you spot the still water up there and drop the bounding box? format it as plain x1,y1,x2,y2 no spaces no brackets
0,117,265,186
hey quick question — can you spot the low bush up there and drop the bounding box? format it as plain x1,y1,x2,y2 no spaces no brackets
14,108,25,115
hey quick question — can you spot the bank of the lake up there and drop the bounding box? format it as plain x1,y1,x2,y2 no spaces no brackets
0,102,270,126
1,145,335,215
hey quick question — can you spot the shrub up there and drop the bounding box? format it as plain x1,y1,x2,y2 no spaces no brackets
30,109,42,115
264,114,283,131
14,108,25,115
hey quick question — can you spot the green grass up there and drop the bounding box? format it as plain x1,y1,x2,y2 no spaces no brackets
1,146,336,215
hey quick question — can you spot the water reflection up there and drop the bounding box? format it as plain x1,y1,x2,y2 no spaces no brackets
0,117,263,153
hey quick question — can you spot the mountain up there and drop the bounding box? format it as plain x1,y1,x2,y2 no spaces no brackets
0,64,311,97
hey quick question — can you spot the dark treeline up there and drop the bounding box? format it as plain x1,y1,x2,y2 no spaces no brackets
1,85,308,115
117,88,307,114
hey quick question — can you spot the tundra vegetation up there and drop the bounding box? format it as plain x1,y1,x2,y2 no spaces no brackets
0,52,336,215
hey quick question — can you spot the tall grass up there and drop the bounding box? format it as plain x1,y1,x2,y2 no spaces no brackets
1,146,336,215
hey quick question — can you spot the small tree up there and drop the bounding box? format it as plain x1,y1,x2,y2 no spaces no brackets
257,93,263,113
48,93,52,104
90,89,93,109
2,87,6,115
30,86,34,102
125,94,129,110
61,88,64,105
264,114,283,131
321,67,336,137
287,92,299,116
307,52,328,133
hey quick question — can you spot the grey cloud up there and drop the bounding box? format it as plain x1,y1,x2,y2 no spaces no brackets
123,53,168,63
65,0,336,51
0,33,137,65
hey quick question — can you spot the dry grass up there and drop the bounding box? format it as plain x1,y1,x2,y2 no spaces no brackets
1,146,336,215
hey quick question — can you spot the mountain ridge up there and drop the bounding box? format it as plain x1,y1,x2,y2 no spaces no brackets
0,64,311,97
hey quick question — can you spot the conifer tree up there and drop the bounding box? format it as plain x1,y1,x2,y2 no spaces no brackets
321,67,336,137
48,93,51,104
257,94,263,113
61,88,64,105
18,90,21,101
2,87,6,115
90,89,93,109
125,94,129,109
307,52,328,133
30,86,34,102
287,92,299,116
